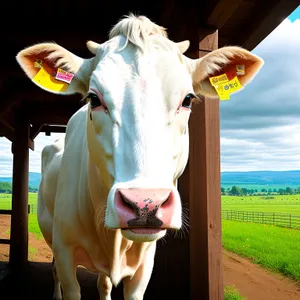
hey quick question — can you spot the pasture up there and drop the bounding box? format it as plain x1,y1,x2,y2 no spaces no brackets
222,194,300,214
0,192,37,210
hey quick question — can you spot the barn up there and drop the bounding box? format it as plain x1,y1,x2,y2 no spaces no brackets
0,0,299,299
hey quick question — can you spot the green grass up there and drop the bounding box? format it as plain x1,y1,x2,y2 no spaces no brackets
28,214,43,239
0,193,42,238
222,220,300,281
222,195,300,214
0,192,38,210
224,286,244,300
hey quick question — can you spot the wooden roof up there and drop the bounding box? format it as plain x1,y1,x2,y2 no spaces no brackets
0,0,299,149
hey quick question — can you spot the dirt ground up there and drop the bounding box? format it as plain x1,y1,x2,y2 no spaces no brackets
1,215,300,300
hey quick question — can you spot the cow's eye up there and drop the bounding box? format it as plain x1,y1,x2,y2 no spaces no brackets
89,93,102,109
182,93,195,109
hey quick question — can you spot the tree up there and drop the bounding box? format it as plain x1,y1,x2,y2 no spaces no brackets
241,188,248,195
221,187,225,195
286,187,293,194
0,182,12,193
231,186,242,196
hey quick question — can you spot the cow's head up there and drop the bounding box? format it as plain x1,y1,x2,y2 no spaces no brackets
16,15,263,242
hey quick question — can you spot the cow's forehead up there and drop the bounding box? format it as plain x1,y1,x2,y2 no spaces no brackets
89,36,192,106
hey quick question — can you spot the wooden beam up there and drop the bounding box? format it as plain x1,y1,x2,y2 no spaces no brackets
0,209,12,215
30,123,44,140
0,121,34,151
192,29,223,299
238,0,299,50
41,125,67,134
206,0,243,29
0,239,10,245
0,121,14,142
178,26,223,298
0,96,20,120
9,111,30,269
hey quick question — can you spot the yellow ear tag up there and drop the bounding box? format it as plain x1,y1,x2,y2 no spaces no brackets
32,61,73,92
236,65,245,75
34,59,43,69
209,73,243,101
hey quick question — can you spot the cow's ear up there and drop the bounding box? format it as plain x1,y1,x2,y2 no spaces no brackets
185,46,264,99
16,42,94,96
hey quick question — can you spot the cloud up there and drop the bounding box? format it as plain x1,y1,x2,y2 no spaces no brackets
220,19,300,171
0,133,64,177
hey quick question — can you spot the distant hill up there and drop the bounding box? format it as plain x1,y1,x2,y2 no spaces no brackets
221,170,300,189
1,170,300,190
0,172,41,188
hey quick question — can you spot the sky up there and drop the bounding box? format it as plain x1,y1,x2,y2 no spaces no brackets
1,6,300,176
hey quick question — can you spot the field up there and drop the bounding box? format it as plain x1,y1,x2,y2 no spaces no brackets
222,194,300,214
221,194,300,281
0,192,37,210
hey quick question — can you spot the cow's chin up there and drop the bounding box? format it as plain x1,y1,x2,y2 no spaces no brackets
121,228,166,242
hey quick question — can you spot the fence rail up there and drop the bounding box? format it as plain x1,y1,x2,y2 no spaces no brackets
3,205,300,230
222,210,300,229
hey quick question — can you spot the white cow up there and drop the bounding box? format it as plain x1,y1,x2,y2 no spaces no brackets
16,14,263,300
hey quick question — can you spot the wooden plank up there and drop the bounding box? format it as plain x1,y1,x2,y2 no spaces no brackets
30,124,67,139
0,121,14,142
41,125,67,134
0,209,12,215
0,96,20,119
0,121,34,151
9,110,29,268
193,29,223,300
0,239,10,245
179,27,223,299
30,122,44,140
206,0,243,29
238,0,299,50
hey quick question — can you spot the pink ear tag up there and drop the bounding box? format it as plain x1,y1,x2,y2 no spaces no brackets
55,68,74,84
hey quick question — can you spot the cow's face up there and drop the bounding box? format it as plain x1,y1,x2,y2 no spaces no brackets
86,34,193,241
16,15,263,243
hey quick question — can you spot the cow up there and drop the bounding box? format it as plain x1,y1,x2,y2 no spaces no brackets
16,14,263,300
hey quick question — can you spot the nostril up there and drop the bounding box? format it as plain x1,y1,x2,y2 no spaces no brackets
119,192,137,215
160,191,173,210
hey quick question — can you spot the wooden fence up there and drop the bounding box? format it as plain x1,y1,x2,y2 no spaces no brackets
20,206,300,230
222,210,300,229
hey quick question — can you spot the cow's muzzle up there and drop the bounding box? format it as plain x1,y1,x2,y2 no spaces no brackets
114,188,175,231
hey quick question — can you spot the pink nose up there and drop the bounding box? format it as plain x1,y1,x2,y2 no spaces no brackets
114,188,175,229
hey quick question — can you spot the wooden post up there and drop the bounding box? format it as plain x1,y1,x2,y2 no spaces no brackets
178,28,224,299
9,111,29,268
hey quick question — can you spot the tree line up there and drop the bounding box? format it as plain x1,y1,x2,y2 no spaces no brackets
1,180,300,196
0,181,38,193
222,186,300,196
